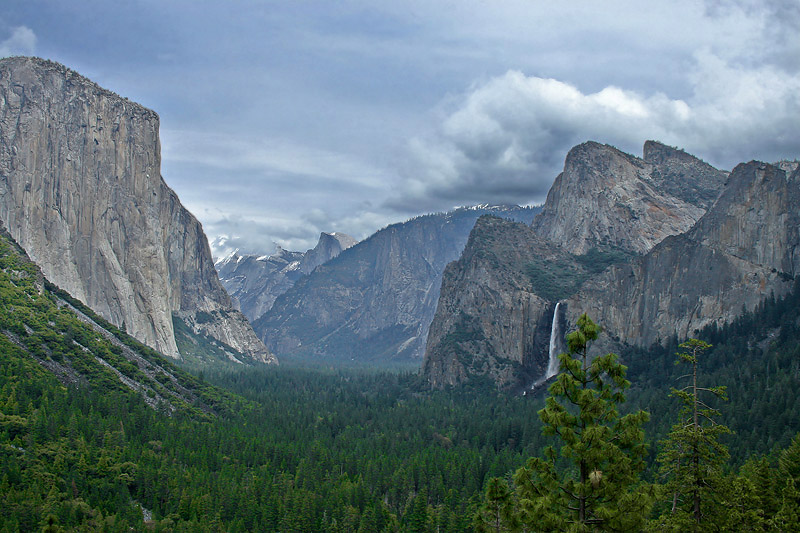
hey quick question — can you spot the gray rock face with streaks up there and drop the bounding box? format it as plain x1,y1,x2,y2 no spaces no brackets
423,216,566,389
566,161,800,346
216,232,356,323
532,141,727,255
0,57,273,363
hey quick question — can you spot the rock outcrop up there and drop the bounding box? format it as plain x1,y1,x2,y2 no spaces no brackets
423,143,797,390
565,161,799,346
254,205,540,363
531,141,727,255
300,232,357,275
0,57,274,363
216,232,356,323
423,216,574,388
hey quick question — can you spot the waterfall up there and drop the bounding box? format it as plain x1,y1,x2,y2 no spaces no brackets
531,302,561,390
545,301,561,379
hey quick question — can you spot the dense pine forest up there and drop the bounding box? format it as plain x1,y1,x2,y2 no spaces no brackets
2,228,800,531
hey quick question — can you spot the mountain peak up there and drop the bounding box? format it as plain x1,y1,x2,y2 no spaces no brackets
319,232,358,251
532,140,726,255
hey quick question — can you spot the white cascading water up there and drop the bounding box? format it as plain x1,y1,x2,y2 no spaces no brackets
531,302,561,390
545,301,562,379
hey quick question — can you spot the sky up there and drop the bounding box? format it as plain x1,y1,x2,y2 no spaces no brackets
2,1,799,258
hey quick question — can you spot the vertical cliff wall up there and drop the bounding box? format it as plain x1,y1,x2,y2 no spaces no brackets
531,141,727,255
423,216,566,389
565,161,799,347
0,57,273,363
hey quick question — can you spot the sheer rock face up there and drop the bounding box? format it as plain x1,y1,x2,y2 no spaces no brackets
300,232,357,275
0,57,274,363
423,216,564,389
423,142,796,390
216,232,356,323
566,161,799,346
531,141,727,255
254,206,540,363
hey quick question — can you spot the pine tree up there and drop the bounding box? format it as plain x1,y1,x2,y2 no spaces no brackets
474,477,517,532
653,339,730,530
773,434,800,531
773,477,800,531
514,313,651,531
406,488,429,533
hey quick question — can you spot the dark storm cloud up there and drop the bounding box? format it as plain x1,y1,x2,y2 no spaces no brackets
386,74,693,212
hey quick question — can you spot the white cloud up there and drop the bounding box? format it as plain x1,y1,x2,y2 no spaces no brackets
204,206,392,260
0,26,36,57
388,45,800,212
161,129,389,190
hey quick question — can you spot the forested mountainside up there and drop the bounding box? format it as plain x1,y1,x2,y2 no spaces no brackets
0,56,273,364
254,205,540,365
3,205,799,530
425,141,798,390
0,227,245,415
216,232,356,324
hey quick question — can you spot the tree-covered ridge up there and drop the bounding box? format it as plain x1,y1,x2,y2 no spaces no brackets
0,228,243,418
479,311,800,531
626,277,800,464
3,219,800,530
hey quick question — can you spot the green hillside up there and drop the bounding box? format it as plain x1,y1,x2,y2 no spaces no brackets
2,223,800,531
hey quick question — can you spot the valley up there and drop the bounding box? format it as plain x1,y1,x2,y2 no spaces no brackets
1,55,799,531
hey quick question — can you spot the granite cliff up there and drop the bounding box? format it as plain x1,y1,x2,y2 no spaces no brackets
0,57,273,363
531,141,727,254
423,216,572,388
254,205,540,363
565,160,799,347
423,141,760,389
216,232,356,323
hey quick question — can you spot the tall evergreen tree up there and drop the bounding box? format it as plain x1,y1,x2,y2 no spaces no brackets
474,477,517,532
514,313,651,531
653,339,730,531
773,434,800,531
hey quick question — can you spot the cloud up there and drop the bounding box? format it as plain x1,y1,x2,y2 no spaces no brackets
387,46,800,212
160,128,401,258
0,26,36,57
386,73,691,211
206,213,322,260
204,206,393,260
162,129,389,190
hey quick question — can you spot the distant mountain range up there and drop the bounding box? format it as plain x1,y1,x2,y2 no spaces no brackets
252,205,540,363
216,232,357,323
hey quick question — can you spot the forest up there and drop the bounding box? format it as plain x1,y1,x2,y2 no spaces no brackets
1,229,799,531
